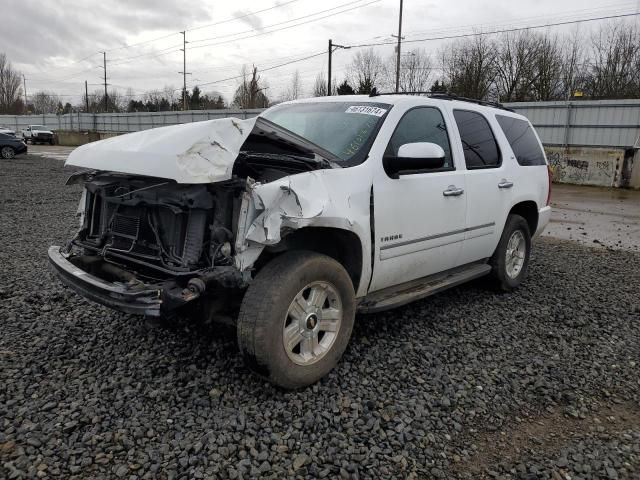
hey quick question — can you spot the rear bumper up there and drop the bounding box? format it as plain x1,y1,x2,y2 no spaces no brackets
535,206,552,237
48,246,165,316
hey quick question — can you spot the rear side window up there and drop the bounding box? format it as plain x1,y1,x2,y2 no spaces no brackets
496,115,546,166
453,110,500,169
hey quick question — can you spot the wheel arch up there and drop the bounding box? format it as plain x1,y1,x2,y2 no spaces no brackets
253,226,365,293
508,200,539,235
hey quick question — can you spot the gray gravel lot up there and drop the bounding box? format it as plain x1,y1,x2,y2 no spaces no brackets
1,155,639,479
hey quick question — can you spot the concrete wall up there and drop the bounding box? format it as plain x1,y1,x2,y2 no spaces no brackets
630,150,640,189
545,146,628,188
56,130,121,146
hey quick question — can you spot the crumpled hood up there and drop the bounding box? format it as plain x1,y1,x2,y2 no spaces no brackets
66,117,258,183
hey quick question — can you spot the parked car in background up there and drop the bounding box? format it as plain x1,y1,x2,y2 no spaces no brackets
21,125,54,144
49,93,551,389
0,133,28,159
0,126,17,136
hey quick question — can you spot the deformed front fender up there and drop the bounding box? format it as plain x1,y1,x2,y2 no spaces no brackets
233,170,371,296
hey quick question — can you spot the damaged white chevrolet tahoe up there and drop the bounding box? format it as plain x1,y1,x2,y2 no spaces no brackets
49,93,551,389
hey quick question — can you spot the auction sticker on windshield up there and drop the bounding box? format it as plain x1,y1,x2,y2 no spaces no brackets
345,105,387,117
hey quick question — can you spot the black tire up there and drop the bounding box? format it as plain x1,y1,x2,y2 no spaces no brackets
489,214,531,291
49,139,54,145
237,250,356,389
1,146,15,159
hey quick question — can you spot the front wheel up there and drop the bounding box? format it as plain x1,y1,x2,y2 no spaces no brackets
237,251,356,389
1,146,15,159
489,214,531,291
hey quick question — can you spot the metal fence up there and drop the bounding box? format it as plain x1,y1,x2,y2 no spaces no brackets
504,99,640,149
3,100,640,150
0,109,265,134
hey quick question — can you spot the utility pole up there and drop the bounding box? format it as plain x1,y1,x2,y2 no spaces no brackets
179,31,191,110
394,0,404,93
85,80,89,113
103,52,108,112
328,39,333,96
22,75,28,114
327,39,350,96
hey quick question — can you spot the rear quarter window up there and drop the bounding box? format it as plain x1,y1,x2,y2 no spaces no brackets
496,115,546,166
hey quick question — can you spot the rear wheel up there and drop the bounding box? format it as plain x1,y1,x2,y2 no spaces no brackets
489,214,531,291
1,146,15,159
237,251,356,389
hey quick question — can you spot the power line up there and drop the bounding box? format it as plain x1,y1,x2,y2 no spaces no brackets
347,11,640,48
85,0,381,71
402,1,639,37
189,0,375,46
192,51,327,90
187,0,303,33
188,0,382,51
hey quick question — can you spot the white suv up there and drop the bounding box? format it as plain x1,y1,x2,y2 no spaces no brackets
49,93,551,388
22,125,54,144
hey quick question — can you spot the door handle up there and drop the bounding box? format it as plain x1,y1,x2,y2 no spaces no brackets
443,185,464,197
498,179,514,189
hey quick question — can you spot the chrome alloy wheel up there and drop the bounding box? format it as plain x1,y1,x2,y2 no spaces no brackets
505,230,526,279
283,281,343,366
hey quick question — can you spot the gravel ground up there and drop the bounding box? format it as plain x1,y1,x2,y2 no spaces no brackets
1,155,639,480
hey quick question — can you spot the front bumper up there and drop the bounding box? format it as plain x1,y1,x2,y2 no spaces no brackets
48,246,165,316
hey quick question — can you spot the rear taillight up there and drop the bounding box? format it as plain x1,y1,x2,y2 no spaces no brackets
546,166,552,206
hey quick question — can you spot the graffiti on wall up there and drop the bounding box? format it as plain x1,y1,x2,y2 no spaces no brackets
546,149,618,187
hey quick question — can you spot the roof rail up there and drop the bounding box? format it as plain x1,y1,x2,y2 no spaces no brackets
368,88,514,112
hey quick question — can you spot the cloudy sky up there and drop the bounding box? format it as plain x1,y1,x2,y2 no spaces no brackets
1,0,638,105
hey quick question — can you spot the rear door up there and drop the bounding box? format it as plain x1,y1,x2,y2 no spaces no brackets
451,109,516,266
370,106,467,292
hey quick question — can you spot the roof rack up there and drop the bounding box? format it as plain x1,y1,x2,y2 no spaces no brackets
368,88,514,112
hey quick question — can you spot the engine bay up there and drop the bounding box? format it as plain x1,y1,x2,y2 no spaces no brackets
68,151,324,281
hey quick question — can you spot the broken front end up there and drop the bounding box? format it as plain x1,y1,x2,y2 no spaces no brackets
48,172,254,317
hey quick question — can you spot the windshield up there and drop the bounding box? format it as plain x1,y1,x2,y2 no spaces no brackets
31,125,47,130
261,102,390,164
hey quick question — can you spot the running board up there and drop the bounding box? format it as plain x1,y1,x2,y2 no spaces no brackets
358,263,491,313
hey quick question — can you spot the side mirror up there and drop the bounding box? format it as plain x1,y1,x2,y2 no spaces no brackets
384,142,446,178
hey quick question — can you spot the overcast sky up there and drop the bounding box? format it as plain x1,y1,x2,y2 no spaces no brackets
1,0,638,105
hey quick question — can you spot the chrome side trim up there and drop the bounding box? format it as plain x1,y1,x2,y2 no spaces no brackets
380,222,496,251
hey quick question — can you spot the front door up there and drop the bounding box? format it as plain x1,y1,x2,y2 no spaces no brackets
370,106,467,292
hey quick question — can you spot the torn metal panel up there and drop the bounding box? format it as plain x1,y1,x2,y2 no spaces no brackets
245,172,328,246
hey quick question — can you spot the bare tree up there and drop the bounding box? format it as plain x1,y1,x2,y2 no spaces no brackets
162,85,178,109
585,22,640,99
31,91,60,114
233,65,270,108
281,70,303,101
529,34,565,100
313,71,327,96
494,31,541,102
385,48,433,92
560,27,587,99
441,34,497,100
0,53,23,114
348,48,385,94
